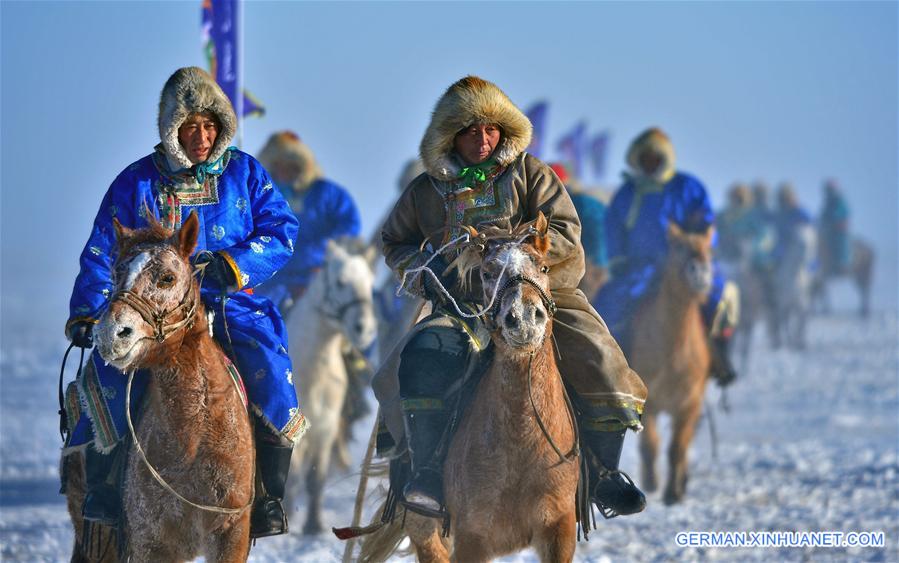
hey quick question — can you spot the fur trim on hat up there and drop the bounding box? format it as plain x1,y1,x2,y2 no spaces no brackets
626,127,676,184
158,67,237,172
420,76,532,181
257,131,323,192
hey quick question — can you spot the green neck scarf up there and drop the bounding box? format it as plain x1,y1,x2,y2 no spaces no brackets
457,157,498,189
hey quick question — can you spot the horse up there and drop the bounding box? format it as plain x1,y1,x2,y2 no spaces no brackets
285,237,378,535
62,211,254,562
722,245,775,375
633,223,713,505
812,237,875,318
359,212,580,563
771,222,817,350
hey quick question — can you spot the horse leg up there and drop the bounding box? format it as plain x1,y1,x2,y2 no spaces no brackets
663,404,702,505
406,514,449,563
451,530,493,563
534,510,577,563
206,515,251,563
302,454,327,535
639,412,660,493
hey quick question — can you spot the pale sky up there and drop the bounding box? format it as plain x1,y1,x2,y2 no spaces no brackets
2,1,896,340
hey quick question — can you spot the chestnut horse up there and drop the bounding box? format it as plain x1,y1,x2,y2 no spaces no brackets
359,212,580,563
62,211,254,562
633,224,714,505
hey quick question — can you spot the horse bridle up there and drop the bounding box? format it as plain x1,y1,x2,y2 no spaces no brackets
491,274,557,319
317,262,368,324
109,251,199,343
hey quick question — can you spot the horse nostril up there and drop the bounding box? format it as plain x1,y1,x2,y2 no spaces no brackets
534,307,546,322
117,326,133,339
504,311,519,328
355,322,365,334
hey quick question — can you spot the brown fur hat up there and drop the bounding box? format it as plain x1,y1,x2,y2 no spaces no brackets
158,67,237,172
257,131,323,193
626,127,676,183
420,76,532,181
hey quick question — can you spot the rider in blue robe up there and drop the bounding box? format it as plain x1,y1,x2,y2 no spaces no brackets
593,127,738,385
255,131,361,312
64,67,303,538
817,179,851,275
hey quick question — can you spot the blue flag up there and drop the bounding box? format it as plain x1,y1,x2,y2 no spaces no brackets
555,121,588,180
524,101,548,159
589,130,610,181
202,0,265,118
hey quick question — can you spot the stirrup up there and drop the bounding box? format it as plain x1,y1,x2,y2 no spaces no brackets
250,497,288,539
592,469,644,519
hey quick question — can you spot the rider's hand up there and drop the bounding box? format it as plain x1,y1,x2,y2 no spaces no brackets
421,253,457,303
67,321,94,349
194,251,237,288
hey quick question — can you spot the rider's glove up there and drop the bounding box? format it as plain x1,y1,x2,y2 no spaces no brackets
66,321,94,349
421,253,457,304
194,251,237,289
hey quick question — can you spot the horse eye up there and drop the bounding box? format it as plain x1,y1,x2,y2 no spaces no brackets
541,265,549,274
157,274,175,288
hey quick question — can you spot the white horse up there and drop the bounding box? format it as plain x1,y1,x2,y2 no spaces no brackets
772,224,817,350
285,238,378,535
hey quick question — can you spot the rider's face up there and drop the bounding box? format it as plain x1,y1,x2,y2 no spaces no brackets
637,149,663,177
178,112,219,164
454,123,501,165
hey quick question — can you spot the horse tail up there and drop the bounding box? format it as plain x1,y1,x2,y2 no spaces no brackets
355,498,409,563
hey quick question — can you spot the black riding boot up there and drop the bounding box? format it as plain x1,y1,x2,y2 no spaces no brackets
250,442,293,539
709,334,737,387
401,409,450,516
82,443,122,525
584,429,646,518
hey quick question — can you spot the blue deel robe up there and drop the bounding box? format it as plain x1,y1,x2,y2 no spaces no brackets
819,194,850,272
568,190,609,268
593,171,726,348
257,178,361,309
65,147,305,451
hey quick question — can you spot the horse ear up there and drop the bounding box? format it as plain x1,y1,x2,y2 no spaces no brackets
531,211,551,255
667,222,685,241
112,217,134,247
177,211,200,258
363,244,381,270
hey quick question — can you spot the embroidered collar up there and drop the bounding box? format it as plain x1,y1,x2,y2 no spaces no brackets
153,143,235,184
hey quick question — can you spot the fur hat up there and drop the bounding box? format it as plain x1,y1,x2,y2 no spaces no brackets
257,131,323,192
420,76,532,181
626,127,676,183
158,66,237,172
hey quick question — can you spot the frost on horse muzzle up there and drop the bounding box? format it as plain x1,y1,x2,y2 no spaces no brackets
494,274,556,351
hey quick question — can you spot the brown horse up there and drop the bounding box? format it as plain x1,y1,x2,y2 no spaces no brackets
62,211,254,562
633,223,714,505
360,212,579,562
812,237,875,318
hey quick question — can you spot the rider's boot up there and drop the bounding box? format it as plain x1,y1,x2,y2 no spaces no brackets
709,330,738,386
583,428,646,518
401,408,450,515
82,442,122,525
250,440,293,539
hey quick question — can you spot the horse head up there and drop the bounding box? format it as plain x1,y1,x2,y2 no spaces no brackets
666,222,714,300
457,211,554,355
319,237,378,352
95,211,202,371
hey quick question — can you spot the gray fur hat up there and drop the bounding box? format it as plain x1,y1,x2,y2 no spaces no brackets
158,66,237,171
420,76,532,181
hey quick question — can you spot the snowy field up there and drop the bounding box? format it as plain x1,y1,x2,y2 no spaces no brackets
2,303,897,562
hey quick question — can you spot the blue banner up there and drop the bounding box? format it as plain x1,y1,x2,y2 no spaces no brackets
589,130,610,181
555,120,587,180
202,0,264,118
524,101,548,159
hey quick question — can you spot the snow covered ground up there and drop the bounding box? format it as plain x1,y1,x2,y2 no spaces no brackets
2,305,896,562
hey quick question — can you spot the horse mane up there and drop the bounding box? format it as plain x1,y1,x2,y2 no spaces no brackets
115,211,176,260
